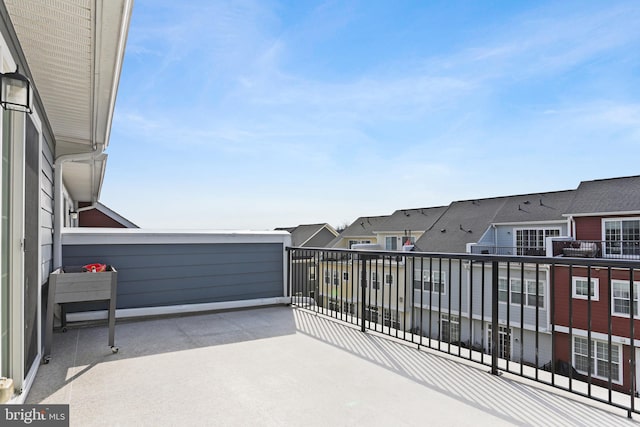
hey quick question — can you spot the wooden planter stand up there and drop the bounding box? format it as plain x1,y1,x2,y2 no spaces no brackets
44,266,118,363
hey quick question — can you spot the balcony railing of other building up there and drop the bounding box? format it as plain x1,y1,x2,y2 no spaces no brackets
469,244,547,256
552,240,640,260
287,246,640,419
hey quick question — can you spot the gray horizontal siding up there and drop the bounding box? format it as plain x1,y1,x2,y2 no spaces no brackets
41,139,54,284
62,243,284,311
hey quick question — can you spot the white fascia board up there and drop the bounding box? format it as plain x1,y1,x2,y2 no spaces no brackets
491,220,567,226
61,228,292,246
562,211,640,218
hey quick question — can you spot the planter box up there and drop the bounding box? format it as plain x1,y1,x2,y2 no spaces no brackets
44,266,118,362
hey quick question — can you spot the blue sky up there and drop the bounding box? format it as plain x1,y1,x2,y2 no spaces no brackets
101,0,640,230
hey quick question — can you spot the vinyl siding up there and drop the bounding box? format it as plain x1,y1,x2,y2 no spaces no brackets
61,242,285,311
40,138,54,283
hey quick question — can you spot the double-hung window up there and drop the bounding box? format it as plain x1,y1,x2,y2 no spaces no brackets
414,268,446,294
572,277,599,300
573,336,621,383
611,280,639,317
504,278,545,308
371,272,380,290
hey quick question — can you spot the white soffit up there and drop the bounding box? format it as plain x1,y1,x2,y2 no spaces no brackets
5,0,132,202
4,0,132,154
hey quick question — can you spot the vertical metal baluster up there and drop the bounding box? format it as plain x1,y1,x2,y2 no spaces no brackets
458,259,463,358
491,261,499,375
535,263,540,382
607,266,613,403
629,268,635,418
520,262,524,377
568,264,573,392
469,258,474,362
448,257,452,354
550,261,555,386
481,260,486,365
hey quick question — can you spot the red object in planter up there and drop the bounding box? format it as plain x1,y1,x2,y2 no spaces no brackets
83,263,107,273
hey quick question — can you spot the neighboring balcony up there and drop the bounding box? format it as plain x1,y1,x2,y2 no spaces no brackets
469,244,547,256
552,240,640,259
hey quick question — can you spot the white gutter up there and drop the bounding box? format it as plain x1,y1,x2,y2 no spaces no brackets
52,148,103,268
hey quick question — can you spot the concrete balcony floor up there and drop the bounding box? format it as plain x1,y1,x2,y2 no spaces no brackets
28,306,637,426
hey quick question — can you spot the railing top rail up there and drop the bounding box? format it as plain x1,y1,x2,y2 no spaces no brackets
287,246,640,269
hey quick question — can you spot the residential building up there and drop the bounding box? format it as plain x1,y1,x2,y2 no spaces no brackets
551,176,640,394
78,202,139,228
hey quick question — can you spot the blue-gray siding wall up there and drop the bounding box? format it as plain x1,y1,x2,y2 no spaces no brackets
495,223,568,249
40,138,54,284
62,243,284,311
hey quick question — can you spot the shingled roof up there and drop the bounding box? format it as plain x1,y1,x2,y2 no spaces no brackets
491,190,576,223
415,197,508,253
372,206,448,233
565,175,640,216
275,223,338,247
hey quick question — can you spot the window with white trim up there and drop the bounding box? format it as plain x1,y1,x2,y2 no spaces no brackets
572,277,599,300
414,269,446,294
343,302,356,315
371,272,380,290
328,298,341,312
385,274,393,286
573,336,621,383
507,278,545,308
324,270,330,284
440,314,460,343
611,280,639,317
332,271,339,286
385,236,398,250
366,306,379,323
342,271,349,281
383,308,400,328
308,266,316,281
604,219,640,257
498,278,509,303
515,228,560,255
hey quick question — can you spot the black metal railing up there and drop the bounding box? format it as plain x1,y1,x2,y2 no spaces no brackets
287,247,640,418
552,240,640,260
470,245,547,256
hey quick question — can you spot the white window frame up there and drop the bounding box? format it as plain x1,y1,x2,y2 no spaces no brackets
385,236,398,251
366,305,379,323
414,269,447,294
503,277,545,309
440,314,460,343
602,218,640,258
572,277,599,301
383,308,400,328
572,336,622,384
371,271,380,290
385,273,393,286
611,279,639,318
308,266,316,281
514,227,561,255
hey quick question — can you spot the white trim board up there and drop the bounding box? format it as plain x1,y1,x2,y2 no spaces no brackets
62,228,292,246
65,297,291,323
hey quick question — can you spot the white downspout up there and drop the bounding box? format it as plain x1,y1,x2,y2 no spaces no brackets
52,150,101,268
568,216,575,238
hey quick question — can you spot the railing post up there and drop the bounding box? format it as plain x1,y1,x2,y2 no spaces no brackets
491,260,499,375
361,256,368,333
